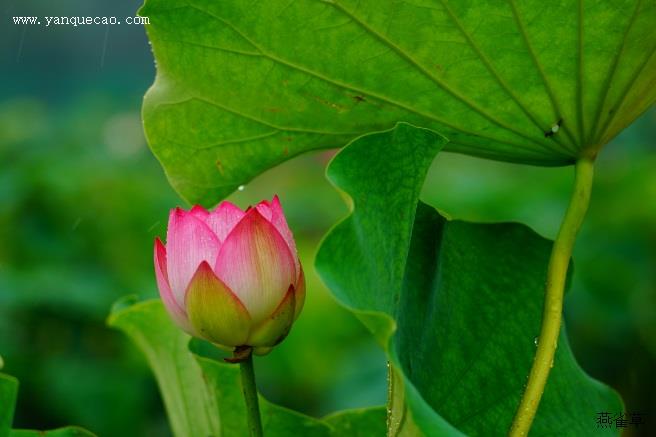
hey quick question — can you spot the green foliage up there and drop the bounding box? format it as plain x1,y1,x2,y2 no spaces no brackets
107,297,219,437
315,124,622,435
2,0,653,433
140,0,656,205
1,373,18,437
9,428,95,437
108,298,386,436
322,408,387,436
192,345,331,436
0,98,179,435
0,97,382,433
0,371,94,437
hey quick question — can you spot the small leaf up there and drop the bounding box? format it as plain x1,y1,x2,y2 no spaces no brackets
1,372,95,437
315,123,623,435
109,298,386,436
10,427,95,437
1,373,18,437
140,0,656,205
108,300,220,437
190,341,332,436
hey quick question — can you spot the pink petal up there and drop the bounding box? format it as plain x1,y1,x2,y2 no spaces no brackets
206,201,245,242
255,199,272,219
166,208,221,305
189,205,210,221
154,238,194,334
256,196,300,279
215,209,296,325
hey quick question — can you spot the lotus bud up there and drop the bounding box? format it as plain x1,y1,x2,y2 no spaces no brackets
154,196,305,355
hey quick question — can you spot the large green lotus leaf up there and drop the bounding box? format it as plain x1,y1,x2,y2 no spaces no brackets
1,370,94,437
314,123,622,435
140,0,656,205
108,298,385,436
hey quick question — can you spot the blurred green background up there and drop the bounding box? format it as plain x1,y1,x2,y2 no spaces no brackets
1,1,654,436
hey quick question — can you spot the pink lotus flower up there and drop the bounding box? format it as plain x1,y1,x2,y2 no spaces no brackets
154,196,304,355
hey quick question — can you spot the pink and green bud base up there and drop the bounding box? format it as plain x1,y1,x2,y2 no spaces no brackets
154,196,305,356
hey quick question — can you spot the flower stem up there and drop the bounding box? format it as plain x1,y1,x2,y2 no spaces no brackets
509,157,595,437
239,351,263,437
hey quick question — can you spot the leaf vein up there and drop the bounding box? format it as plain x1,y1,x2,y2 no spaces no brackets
508,0,580,149
177,3,560,157
435,0,575,156
327,0,553,151
576,0,586,145
586,0,642,144
595,43,656,145
156,95,362,136
167,131,280,151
